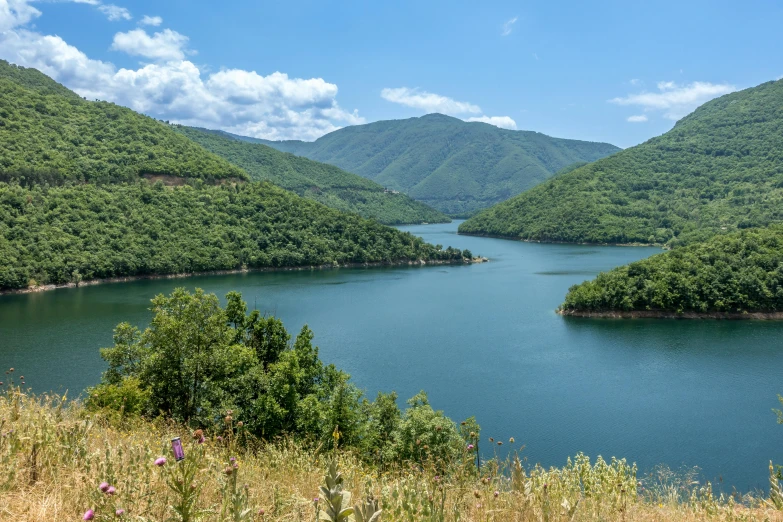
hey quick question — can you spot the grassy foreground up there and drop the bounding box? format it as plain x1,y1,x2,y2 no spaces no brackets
1,385,781,521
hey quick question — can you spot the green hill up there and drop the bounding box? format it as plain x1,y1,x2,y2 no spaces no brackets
459,79,783,246
0,181,469,291
560,226,783,315
172,126,449,225
255,114,620,216
0,60,247,184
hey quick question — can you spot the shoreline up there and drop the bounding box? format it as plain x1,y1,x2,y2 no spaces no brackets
557,309,783,320
0,257,489,296
457,231,666,249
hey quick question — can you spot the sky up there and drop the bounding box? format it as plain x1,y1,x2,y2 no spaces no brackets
0,0,781,148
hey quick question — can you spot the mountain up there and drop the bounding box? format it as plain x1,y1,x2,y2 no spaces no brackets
560,226,783,316
0,60,247,184
459,79,783,246
172,126,449,225
0,62,470,291
254,114,621,216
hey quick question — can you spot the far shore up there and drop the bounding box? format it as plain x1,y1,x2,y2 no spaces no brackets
457,231,668,249
0,257,488,296
557,308,783,320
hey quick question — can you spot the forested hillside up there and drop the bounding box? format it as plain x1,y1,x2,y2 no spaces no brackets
460,79,783,246
174,126,449,225
256,114,620,216
0,181,469,291
0,60,247,184
561,226,783,315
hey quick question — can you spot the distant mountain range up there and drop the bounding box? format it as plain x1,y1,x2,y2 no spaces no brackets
459,78,783,246
248,114,620,216
173,126,449,225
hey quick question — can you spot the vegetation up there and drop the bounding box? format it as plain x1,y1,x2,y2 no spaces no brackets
561,226,783,314
3,380,780,521
459,79,783,245
0,181,470,291
257,113,620,216
0,60,247,184
87,288,474,465
172,126,449,225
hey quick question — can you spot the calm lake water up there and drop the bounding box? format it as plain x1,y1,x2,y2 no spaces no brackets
2,220,782,491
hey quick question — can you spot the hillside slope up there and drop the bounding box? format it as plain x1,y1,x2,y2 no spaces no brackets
0,60,247,184
173,126,449,225
460,79,783,246
256,114,620,216
560,226,783,315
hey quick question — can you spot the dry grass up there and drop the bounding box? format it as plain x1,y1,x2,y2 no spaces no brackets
0,386,780,522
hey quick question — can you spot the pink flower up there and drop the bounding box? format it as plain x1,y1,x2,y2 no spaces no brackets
99,482,110,492
494,490,499,498
467,444,474,450
115,508,125,516
83,509,95,520
155,457,167,466
107,486,116,495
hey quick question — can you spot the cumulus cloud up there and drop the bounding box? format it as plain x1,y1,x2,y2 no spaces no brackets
0,0,41,32
626,114,647,123
466,115,517,129
139,15,162,26
381,87,481,115
111,28,189,61
501,16,517,36
97,4,131,21
0,1,364,140
610,80,736,120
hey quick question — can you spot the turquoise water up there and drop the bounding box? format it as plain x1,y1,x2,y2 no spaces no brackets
1,220,782,491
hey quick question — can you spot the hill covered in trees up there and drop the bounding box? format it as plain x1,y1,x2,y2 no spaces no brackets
255,114,620,216
0,181,470,292
173,126,449,225
560,226,783,316
459,79,783,246
0,60,247,184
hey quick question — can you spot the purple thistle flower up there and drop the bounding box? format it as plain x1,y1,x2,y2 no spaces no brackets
467,444,474,450
115,508,125,516
216,436,223,442
155,457,167,466
99,482,110,492
107,486,116,495
83,509,95,520
314,497,320,503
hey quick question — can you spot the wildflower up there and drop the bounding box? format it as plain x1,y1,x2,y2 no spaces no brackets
314,497,319,503
230,457,236,462
99,482,110,493
155,457,167,466
83,509,95,520
489,437,494,442
509,437,515,443
115,508,125,517
473,490,481,499
225,415,232,423
494,490,499,498
192,429,204,441
224,467,233,476
216,436,223,442
258,509,265,516
497,441,503,446
107,486,116,495
467,444,474,450
236,421,243,427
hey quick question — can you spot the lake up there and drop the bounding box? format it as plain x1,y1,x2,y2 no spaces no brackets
2,220,782,491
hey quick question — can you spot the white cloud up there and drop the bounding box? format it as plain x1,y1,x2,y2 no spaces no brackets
111,28,190,61
0,0,41,32
610,81,736,120
0,2,364,140
501,16,517,36
629,78,642,86
466,115,517,130
626,114,648,123
381,87,481,115
139,15,162,26
97,4,131,21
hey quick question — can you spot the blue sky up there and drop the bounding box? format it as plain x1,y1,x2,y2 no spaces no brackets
1,0,781,147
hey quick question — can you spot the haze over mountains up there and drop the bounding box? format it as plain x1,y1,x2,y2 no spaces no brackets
250,114,620,216
460,78,783,246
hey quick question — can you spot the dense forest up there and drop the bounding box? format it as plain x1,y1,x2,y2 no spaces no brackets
459,79,783,246
561,226,783,314
0,61,246,184
173,126,449,225
0,180,469,291
256,113,620,216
